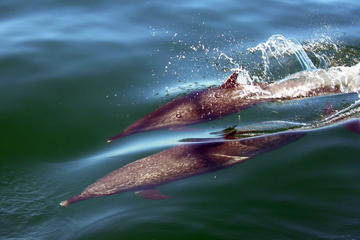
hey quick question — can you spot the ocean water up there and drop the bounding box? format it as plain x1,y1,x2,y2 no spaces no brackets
1,0,360,239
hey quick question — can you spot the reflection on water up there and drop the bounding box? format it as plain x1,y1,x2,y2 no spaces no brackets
68,129,211,170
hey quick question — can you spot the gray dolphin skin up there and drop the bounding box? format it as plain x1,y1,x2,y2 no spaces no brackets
315,100,360,134
60,131,305,206
108,64,360,142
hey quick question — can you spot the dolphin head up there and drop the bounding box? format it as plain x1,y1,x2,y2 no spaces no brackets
108,92,204,141
107,71,241,142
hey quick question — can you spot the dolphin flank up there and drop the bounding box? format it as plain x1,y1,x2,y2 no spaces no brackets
108,63,360,142
60,131,305,206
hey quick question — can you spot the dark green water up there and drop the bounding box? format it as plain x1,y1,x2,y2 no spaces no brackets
1,0,360,239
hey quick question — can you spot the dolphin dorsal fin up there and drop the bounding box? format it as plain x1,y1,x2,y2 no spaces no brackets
135,188,170,200
221,71,239,89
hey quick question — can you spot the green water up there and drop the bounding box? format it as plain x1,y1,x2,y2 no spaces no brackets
1,0,360,239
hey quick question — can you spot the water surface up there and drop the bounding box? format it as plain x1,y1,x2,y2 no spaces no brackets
1,0,360,239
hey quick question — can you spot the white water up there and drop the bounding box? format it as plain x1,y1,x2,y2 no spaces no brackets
267,63,360,98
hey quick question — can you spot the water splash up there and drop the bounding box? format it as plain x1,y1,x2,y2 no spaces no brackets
155,34,359,99
248,34,316,81
303,37,360,68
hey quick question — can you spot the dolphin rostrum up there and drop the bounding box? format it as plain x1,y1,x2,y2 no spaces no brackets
108,63,360,142
60,131,305,206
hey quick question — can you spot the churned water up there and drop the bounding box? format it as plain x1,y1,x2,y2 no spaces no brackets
1,0,360,239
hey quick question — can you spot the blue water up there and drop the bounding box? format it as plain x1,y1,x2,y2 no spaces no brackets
1,0,360,239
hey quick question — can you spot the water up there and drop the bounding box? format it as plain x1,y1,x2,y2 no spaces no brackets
1,0,360,239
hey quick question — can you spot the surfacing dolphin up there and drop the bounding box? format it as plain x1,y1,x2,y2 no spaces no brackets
108,63,360,142
314,100,360,134
60,131,305,206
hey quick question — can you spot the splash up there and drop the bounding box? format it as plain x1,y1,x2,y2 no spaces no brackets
303,36,360,68
248,34,316,81
156,33,360,100
266,63,360,99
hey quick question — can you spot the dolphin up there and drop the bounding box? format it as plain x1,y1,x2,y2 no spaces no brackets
223,99,360,138
108,63,360,142
60,131,305,206
314,100,360,134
